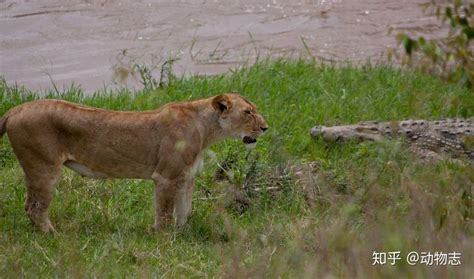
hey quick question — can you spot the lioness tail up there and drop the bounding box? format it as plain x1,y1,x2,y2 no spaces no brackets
0,116,7,137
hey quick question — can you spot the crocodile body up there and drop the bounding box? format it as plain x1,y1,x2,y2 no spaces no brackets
311,118,473,162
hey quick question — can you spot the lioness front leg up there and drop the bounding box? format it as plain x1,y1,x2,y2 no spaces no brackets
153,177,176,230
175,180,195,227
153,173,195,229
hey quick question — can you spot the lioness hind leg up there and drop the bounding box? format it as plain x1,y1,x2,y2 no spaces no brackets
23,164,62,233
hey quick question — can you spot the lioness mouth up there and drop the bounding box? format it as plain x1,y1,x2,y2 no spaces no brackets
243,136,257,144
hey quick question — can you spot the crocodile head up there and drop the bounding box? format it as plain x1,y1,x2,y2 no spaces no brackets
311,123,385,142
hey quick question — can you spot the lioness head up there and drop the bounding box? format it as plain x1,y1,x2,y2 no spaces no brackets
212,93,268,148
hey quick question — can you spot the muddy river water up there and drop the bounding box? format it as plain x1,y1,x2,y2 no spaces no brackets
1,0,443,93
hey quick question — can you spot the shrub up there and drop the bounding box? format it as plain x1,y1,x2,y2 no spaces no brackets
392,0,473,89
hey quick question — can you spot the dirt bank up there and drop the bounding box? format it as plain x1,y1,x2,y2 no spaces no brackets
0,0,442,93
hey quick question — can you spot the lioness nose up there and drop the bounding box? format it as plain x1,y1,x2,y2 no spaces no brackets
261,126,268,132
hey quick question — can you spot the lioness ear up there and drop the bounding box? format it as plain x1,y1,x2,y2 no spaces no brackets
212,95,232,113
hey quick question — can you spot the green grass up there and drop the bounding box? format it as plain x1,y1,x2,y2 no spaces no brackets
1,60,473,278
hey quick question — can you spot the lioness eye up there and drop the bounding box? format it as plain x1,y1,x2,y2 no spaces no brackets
244,110,252,115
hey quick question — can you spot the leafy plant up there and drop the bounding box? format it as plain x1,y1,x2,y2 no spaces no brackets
393,0,473,89
132,63,160,91
112,49,177,91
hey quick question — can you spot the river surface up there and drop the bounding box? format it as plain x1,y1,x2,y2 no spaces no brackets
0,0,444,93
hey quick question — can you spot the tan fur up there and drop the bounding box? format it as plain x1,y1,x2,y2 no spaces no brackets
0,114,8,137
0,93,268,232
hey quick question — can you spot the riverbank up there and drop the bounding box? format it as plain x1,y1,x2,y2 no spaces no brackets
0,0,441,93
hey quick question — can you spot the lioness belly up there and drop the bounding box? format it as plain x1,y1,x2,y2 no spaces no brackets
64,160,109,178
64,158,155,179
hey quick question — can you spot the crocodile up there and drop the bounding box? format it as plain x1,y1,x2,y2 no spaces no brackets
310,118,474,162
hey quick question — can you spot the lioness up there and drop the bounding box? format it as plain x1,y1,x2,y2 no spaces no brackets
0,93,268,232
